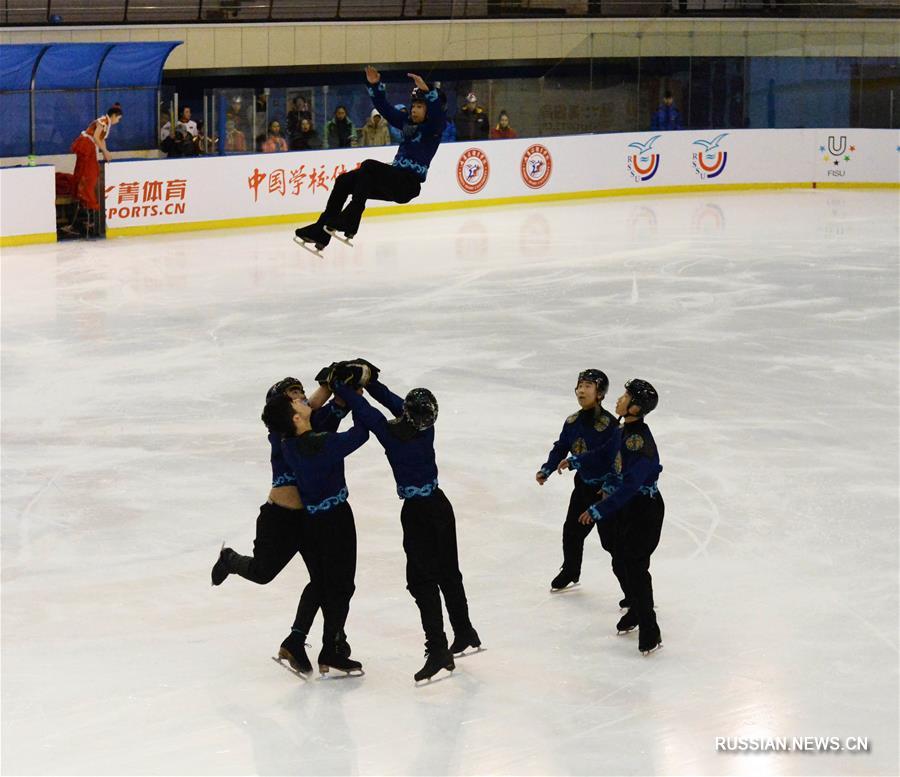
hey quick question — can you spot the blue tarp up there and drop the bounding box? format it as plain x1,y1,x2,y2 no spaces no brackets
0,41,180,156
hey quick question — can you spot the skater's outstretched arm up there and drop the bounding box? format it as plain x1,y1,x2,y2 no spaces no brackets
408,72,445,133
364,379,405,418
332,383,392,445
365,66,408,131
537,422,571,483
559,426,620,474
323,413,370,462
580,456,660,524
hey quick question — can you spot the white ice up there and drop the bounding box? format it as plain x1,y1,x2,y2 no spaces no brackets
2,190,898,776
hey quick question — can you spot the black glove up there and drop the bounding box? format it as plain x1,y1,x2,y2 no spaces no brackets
315,362,338,386
330,362,366,390
352,358,380,383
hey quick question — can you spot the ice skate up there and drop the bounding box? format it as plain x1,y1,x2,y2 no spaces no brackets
294,223,331,255
211,545,236,586
317,647,364,677
274,631,312,676
323,210,359,246
550,568,580,592
619,597,631,609
335,629,352,659
616,609,639,635
414,644,455,682
449,627,483,657
639,625,663,656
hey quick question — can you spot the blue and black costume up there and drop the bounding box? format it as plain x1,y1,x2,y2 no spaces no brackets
540,405,626,593
334,381,475,653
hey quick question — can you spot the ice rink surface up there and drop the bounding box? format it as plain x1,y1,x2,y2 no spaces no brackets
2,190,898,776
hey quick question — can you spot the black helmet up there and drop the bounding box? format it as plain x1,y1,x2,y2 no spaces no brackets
624,378,658,416
577,369,609,394
403,388,438,431
266,376,304,403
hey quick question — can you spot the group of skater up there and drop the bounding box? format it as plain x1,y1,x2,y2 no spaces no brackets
211,360,481,682
536,370,665,656
211,364,664,685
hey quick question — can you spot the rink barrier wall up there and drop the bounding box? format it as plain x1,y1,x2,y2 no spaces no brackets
99,127,899,239
2,129,898,245
0,165,57,247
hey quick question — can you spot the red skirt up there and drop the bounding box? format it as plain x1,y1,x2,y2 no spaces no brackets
70,135,100,210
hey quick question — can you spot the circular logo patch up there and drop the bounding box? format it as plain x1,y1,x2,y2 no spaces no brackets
626,434,644,452
520,143,552,189
457,148,490,194
571,438,587,455
594,415,610,432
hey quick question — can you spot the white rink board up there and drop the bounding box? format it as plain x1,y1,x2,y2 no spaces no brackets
102,128,900,234
0,165,57,240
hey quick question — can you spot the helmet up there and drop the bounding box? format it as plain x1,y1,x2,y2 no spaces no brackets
577,369,609,394
402,388,438,431
624,378,658,416
266,376,304,403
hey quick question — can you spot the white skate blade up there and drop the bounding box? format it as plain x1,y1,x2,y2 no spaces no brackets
452,646,486,658
640,642,663,656
293,236,325,256
550,582,580,593
414,669,455,686
271,655,310,680
323,226,354,246
317,664,365,679
616,627,637,636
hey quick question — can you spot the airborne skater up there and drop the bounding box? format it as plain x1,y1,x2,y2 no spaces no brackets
294,66,446,253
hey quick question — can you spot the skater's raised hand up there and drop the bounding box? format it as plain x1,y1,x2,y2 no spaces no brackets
535,470,548,485
407,72,429,92
365,65,381,84
556,458,571,475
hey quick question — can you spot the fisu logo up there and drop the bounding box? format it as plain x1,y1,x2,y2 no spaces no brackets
691,133,729,179
820,136,856,177
627,136,661,182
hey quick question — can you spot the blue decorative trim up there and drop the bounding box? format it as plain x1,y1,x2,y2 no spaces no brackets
306,487,349,514
639,482,659,497
393,157,428,178
568,456,581,471
539,467,553,478
272,473,296,487
329,403,348,418
588,504,603,522
397,478,439,500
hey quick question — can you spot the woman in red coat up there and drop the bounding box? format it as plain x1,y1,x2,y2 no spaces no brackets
70,104,123,210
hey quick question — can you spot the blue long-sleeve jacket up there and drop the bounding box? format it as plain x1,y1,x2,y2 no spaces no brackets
586,420,662,522
650,104,682,131
539,406,619,488
367,81,446,182
268,400,348,487
280,414,369,514
334,381,439,499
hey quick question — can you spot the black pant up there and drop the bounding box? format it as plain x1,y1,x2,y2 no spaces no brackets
562,477,627,596
230,502,322,636
300,502,357,647
617,494,664,631
319,159,421,232
400,489,471,647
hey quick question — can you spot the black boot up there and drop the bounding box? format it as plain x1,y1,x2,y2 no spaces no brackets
638,624,663,655
335,629,352,659
325,204,362,239
318,645,363,675
449,627,481,655
294,223,331,250
616,609,639,634
414,642,455,682
211,547,249,585
550,567,579,591
619,597,632,609
278,631,313,675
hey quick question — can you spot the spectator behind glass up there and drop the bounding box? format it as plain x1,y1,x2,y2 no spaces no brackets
196,120,218,155
286,96,312,142
650,90,683,131
224,118,247,152
490,110,518,139
325,105,355,149
359,109,390,147
456,92,488,141
226,95,247,132
261,120,289,152
388,103,408,144
179,106,198,137
291,117,321,150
